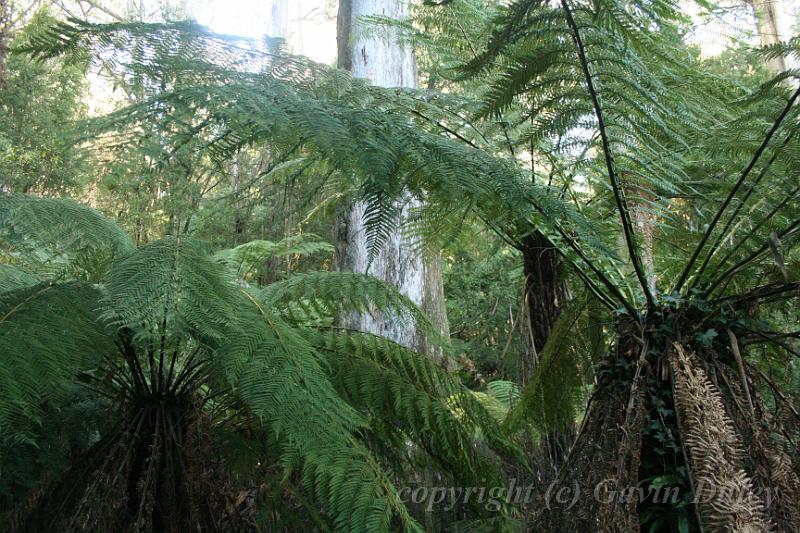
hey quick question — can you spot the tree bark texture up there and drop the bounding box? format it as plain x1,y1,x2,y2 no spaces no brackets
335,0,449,360
0,0,12,86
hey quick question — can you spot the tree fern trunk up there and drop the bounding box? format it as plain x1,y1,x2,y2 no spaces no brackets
517,233,576,488
520,231,570,360
335,0,449,362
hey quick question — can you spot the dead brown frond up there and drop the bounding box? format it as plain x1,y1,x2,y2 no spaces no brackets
670,343,770,532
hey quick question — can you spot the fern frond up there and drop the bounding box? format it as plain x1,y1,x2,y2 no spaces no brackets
0,194,134,279
0,264,39,292
261,271,442,343
214,234,334,279
505,296,590,434
308,329,523,466
102,236,239,343
0,282,112,444
21,19,637,311
215,293,423,533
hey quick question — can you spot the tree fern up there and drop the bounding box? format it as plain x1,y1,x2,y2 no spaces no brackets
0,195,515,532
214,233,334,280
20,19,634,311
504,296,591,434
0,193,134,280
0,265,38,292
15,10,800,530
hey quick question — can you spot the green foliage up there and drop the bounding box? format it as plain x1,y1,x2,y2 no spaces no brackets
471,380,521,421
21,18,628,309
443,237,526,380
214,233,334,280
0,10,90,194
0,384,113,512
0,195,513,532
262,270,438,338
103,236,239,341
0,281,113,444
6,3,800,530
0,193,135,280
505,296,592,434
0,265,38,292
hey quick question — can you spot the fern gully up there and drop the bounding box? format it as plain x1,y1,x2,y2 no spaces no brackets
4,0,800,530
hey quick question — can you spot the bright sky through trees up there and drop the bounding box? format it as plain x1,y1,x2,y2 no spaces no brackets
193,0,337,63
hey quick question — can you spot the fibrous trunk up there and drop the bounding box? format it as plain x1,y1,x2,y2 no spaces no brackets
520,230,571,363
11,399,253,533
531,324,800,532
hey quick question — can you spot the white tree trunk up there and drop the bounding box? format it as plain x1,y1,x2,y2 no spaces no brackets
269,0,289,44
335,0,449,359
748,0,786,73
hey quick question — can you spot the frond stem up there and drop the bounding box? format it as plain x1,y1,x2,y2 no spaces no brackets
704,216,800,296
561,0,654,308
674,84,800,293
707,181,800,278
690,121,800,290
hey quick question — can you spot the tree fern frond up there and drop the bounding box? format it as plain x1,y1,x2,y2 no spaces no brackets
0,194,134,279
0,264,39,292
21,19,637,310
504,296,590,434
0,282,112,444
102,236,239,343
308,329,524,466
214,234,334,280
215,293,423,533
261,271,443,344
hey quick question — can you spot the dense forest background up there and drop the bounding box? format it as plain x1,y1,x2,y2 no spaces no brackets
1,0,800,531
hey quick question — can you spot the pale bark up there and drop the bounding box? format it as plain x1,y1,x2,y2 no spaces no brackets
615,201,656,297
632,190,657,295
269,0,289,44
335,0,449,361
0,0,11,86
748,0,785,74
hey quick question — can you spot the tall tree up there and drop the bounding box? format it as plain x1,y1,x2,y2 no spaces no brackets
748,0,786,73
0,0,11,84
335,0,449,362
268,0,288,44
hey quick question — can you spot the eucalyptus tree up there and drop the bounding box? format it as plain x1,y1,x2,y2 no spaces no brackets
365,0,582,379
335,0,450,362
